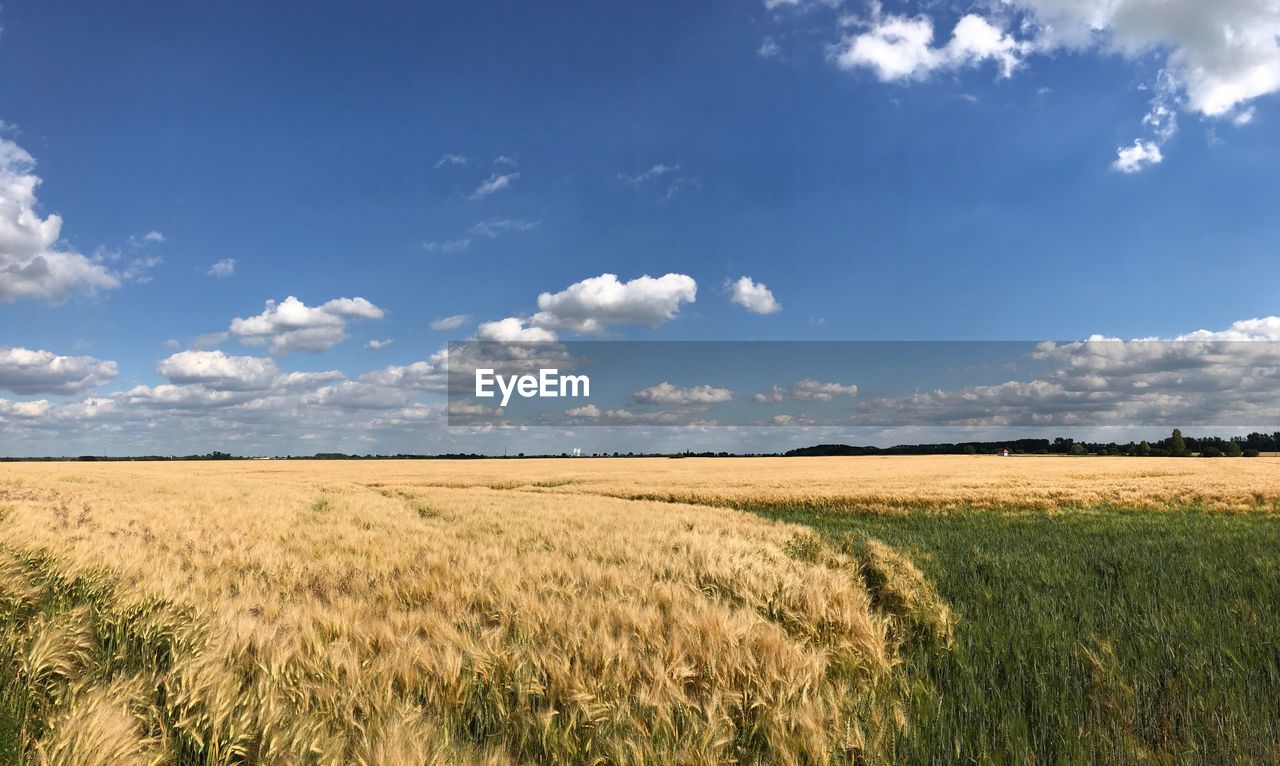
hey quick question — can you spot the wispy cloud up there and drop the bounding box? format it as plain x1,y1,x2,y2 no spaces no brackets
469,218,539,238
208,258,236,278
423,238,471,253
434,153,468,168
618,164,679,186
430,314,471,331
619,163,699,202
468,172,519,200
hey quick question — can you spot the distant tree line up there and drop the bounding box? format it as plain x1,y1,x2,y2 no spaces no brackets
785,430,1280,458
2,430,1278,461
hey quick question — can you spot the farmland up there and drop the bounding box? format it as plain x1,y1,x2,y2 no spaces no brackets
2,457,1279,764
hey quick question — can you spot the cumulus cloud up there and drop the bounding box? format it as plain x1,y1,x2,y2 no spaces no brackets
728,276,782,314
530,273,698,334
366,339,393,350
468,172,519,200
835,1,1280,119
476,317,558,342
208,258,236,277
754,379,858,402
814,1,1280,165
156,350,279,391
304,352,449,410
229,296,387,354
1014,0,1280,119
564,403,601,418
846,318,1280,427
632,381,733,406
1111,139,1164,173
0,346,468,455
835,12,1027,81
0,137,120,303
430,314,471,331
758,37,781,58
0,346,118,395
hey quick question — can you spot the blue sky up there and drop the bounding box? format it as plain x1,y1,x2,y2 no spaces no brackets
2,0,1280,455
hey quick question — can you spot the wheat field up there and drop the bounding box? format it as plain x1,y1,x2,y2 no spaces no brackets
1,456,1278,764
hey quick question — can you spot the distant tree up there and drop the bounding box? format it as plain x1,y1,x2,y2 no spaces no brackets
1170,429,1187,457
1069,443,1088,456
1137,440,1153,457
1243,448,1261,458
962,445,977,455
1202,445,1224,458
1224,442,1243,457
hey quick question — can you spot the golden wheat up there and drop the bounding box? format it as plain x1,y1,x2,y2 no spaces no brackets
0,460,932,764
337,454,1280,512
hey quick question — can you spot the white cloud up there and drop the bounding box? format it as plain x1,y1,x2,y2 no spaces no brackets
1175,316,1280,342
128,230,165,247
156,350,279,391
358,351,448,391
759,37,781,58
0,346,118,395
618,163,699,202
0,137,120,303
476,317,558,342
422,238,471,253
468,172,519,200
430,314,471,331
530,273,698,334
1012,0,1280,118
835,12,1027,81
728,276,782,314
208,258,236,278
366,338,393,350
661,176,701,201
118,253,162,284
843,318,1280,427
765,0,840,9
468,218,538,238
304,352,449,410
618,164,679,186
435,153,467,168
564,403,601,418
823,1,1280,157
494,155,518,166
229,296,386,354
1112,139,1163,173
754,379,858,402
632,381,733,406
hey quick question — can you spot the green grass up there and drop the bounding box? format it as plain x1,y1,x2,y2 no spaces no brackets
755,504,1280,764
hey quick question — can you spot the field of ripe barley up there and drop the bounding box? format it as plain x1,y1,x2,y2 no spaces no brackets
2,457,1279,764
